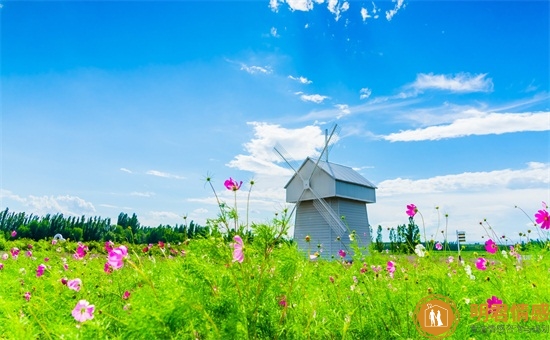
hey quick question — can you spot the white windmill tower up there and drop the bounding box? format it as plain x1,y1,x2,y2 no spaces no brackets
275,125,377,259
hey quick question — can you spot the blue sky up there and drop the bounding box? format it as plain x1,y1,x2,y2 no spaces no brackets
1,0,549,243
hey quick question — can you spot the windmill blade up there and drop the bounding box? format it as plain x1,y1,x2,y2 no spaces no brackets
309,186,346,233
273,143,303,180
306,124,340,183
312,198,346,238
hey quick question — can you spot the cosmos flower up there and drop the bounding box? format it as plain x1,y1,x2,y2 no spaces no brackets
67,278,82,292
232,235,244,263
475,258,488,271
72,300,95,322
224,178,243,191
406,204,417,217
485,239,497,254
535,207,550,230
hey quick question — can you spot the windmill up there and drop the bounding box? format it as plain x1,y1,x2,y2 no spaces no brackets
274,125,377,259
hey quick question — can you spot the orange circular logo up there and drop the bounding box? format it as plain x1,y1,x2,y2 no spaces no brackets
414,294,459,339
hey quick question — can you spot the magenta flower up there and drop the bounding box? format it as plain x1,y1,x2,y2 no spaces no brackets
26,251,33,257
123,291,131,300
487,295,503,313
0,263,4,270
232,235,244,263
107,245,128,270
104,263,113,274
11,230,17,238
44,257,50,262
105,240,114,252
535,208,550,230
36,264,46,277
435,242,443,250
406,204,417,217
10,248,20,259
72,300,95,322
475,257,488,271
224,177,243,191
61,277,68,285
74,242,88,260
387,261,396,278
67,278,82,292
63,263,69,271
51,239,58,245
338,249,347,258
24,292,31,301
278,296,287,307
484,239,497,254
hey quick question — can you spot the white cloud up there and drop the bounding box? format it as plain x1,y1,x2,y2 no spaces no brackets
240,64,273,75
359,87,372,99
120,167,132,174
360,8,371,21
1,190,96,216
130,191,155,197
288,75,312,84
410,73,494,93
296,92,329,103
369,162,550,242
270,27,280,38
383,110,550,141
327,0,350,21
269,0,281,12
146,170,185,180
335,104,351,119
285,0,316,12
386,0,405,21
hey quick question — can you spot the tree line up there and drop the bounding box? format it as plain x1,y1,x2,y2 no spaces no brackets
0,208,210,244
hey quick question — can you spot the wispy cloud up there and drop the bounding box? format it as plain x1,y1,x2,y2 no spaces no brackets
335,104,351,119
383,110,550,141
386,0,405,21
130,191,155,197
296,92,329,103
0,190,96,216
288,75,312,84
146,170,185,180
359,87,372,99
409,73,494,93
120,167,132,174
270,27,280,38
240,63,273,75
327,0,350,21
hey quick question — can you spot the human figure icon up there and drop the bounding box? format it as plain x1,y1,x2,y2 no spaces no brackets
436,310,443,326
429,309,436,326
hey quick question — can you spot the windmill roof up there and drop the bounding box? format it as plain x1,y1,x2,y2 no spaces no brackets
285,157,377,189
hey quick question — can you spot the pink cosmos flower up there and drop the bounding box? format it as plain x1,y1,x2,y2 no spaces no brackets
232,235,244,263
487,295,503,313
406,204,417,217
105,241,114,252
485,239,497,254
123,291,131,300
371,265,382,273
1,253,7,261
36,264,46,277
338,249,347,258
67,278,82,292
387,261,396,278
51,239,58,245
475,257,488,271
11,231,17,238
74,242,88,260
535,208,550,230
26,251,33,257
63,263,69,271
435,242,443,250
104,263,112,274
0,263,4,270
278,296,287,307
158,241,165,248
61,277,68,285
27,244,33,250
44,257,49,262
224,177,243,191
10,248,20,259
72,300,95,322
107,245,128,270
24,292,31,301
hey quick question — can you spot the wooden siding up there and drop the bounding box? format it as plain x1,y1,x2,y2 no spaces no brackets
294,198,372,260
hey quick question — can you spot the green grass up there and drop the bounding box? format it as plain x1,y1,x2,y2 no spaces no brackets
0,236,549,339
